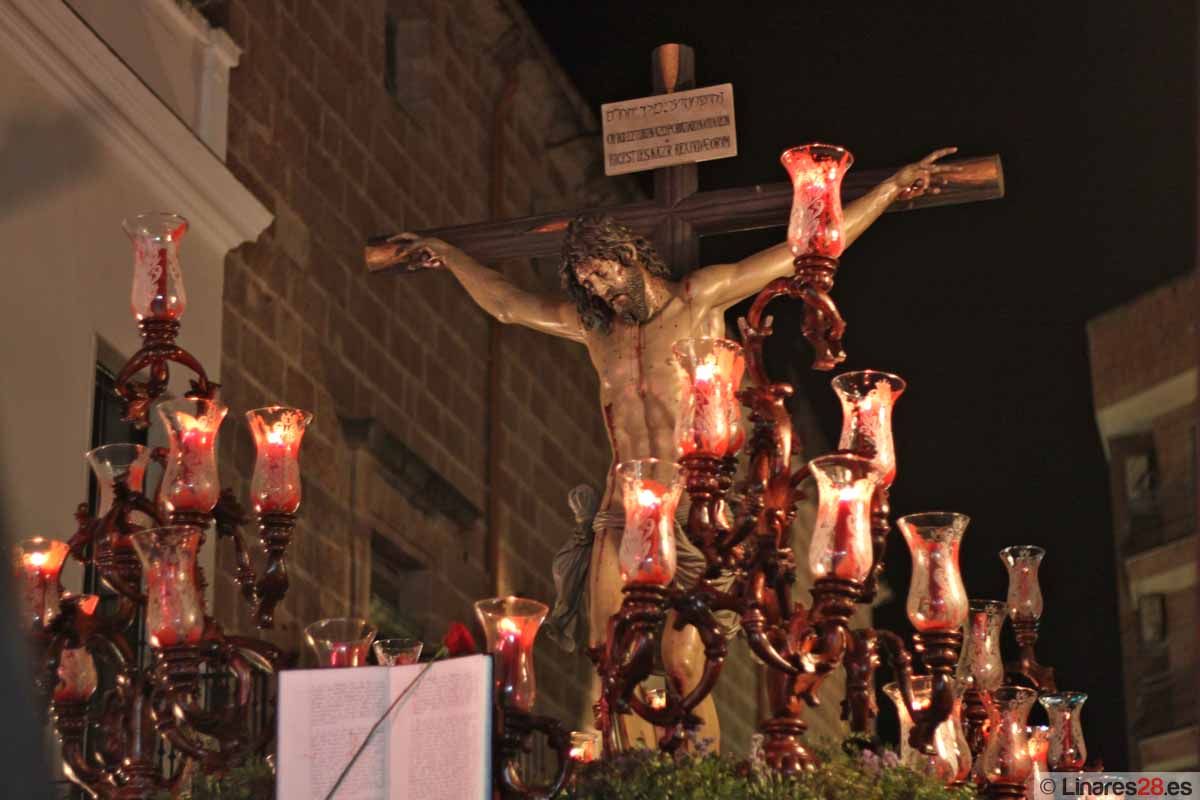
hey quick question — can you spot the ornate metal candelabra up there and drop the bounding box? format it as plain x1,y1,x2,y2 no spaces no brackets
588,143,1102,795
14,213,309,799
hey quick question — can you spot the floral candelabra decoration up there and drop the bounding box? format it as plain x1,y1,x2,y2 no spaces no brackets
14,213,311,799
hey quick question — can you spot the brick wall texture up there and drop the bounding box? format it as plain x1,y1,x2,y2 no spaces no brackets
1087,272,1198,409
1088,271,1198,767
209,0,795,752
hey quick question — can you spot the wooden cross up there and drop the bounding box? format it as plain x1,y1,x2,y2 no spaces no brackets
365,44,1004,276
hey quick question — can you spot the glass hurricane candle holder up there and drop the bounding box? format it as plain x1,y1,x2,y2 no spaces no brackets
14,537,70,629
568,731,601,763
1000,545,1045,624
831,370,906,487
373,638,423,666
246,406,313,514
616,458,684,586
158,396,227,519
1039,691,1087,771
125,212,189,322
807,453,881,584
671,338,744,460
883,675,971,784
979,686,1038,790
85,444,151,517
305,618,377,667
474,596,547,712
956,599,1006,692
131,526,205,648
780,143,854,258
898,512,970,632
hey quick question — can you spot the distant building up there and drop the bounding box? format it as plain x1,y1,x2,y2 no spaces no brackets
1087,271,1198,770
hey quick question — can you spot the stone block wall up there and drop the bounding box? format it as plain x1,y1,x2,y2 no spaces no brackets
211,0,637,729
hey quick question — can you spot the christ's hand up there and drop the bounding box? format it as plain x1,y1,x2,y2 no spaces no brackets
365,233,453,273
889,147,962,202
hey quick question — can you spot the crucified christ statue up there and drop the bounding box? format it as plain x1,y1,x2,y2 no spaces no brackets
385,147,958,748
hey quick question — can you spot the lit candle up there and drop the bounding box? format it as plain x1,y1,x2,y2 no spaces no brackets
495,616,524,703
159,398,227,516
14,538,69,629
247,407,313,514
618,467,681,586
672,339,743,459
684,360,729,456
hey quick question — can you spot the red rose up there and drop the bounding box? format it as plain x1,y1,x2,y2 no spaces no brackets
442,622,478,657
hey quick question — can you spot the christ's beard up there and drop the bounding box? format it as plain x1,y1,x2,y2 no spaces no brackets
614,268,650,323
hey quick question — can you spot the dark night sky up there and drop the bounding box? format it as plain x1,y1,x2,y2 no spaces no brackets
521,1,1196,766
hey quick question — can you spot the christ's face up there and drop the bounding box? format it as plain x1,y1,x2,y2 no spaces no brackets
574,258,650,322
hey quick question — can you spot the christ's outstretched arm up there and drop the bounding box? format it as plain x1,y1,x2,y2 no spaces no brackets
377,234,584,343
689,148,960,312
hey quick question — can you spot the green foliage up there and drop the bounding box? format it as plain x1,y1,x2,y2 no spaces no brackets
560,740,977,800
156,757,275,800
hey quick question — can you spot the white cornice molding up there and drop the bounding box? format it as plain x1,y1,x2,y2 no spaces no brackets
0,0,271,252
1094,368,1198,459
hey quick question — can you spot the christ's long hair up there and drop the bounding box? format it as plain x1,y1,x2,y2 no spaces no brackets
559,214,669,334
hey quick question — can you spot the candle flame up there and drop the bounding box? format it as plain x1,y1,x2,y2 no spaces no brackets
694,362,717,382
637,488,661,507
267,425,287,445
498,617,520,636
838,485,861,503
27,552,47,568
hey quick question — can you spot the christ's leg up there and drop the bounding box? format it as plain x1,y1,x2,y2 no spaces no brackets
588,526,657,749
661,614,721,752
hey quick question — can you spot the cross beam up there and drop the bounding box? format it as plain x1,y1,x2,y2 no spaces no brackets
365,44,1004,275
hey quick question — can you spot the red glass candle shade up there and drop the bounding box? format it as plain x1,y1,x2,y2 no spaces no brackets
616,458,684,586
305,618,377,667
807,453,881,583
131,526,205,648
125,212,188,322
979,686,1038,787
158,396,227,517
85,443,150,517
672,338,745,459
898,512,970,633
14,537,70,629
474,596,547,712
1000,545,1045,624
956,599,1006,692
883,676,971,784
831,370,906,487
780,143,854,258
1039,691,1087,771
246,406,313,514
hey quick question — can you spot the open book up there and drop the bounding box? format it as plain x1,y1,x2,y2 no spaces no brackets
277,654,493,800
